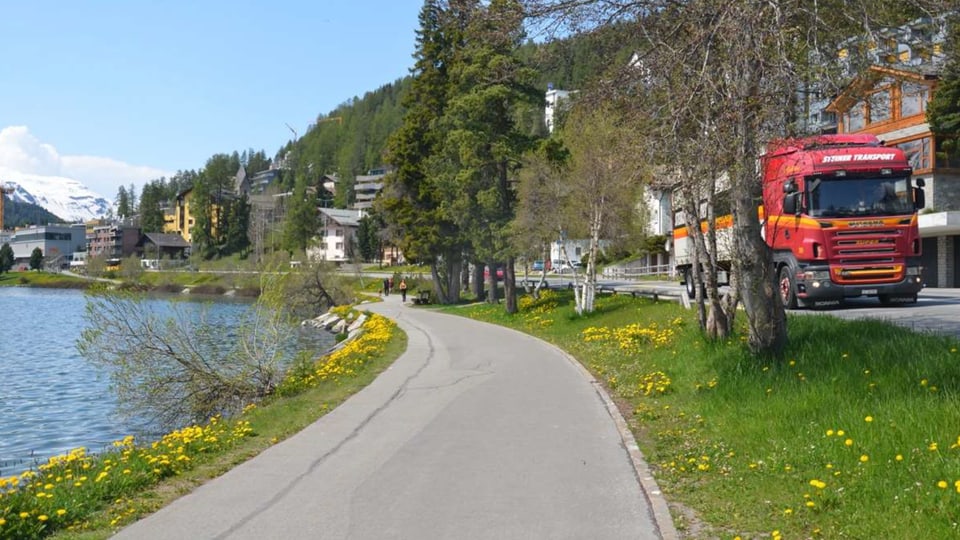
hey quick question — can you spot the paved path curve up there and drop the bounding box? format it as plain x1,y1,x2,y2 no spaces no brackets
114,295,671,539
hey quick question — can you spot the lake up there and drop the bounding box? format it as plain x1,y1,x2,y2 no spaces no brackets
0,287,333,477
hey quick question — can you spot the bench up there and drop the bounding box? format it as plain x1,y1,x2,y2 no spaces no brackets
412,290,431,305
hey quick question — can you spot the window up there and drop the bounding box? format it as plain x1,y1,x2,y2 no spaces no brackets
897,138,932,171
900,83,926,118
845,105,865,132
335,242,344,251
335,229,343,237
868,89,891,123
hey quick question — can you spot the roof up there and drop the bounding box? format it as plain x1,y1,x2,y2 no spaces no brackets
142,233,191,248
320,208,362,227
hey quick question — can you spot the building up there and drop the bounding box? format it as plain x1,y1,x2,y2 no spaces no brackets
353,168,387,210
7,224,87,270
163,188,231,244
545,84,575,134
86,223,141,260
307,208,362,262
138,232,191,263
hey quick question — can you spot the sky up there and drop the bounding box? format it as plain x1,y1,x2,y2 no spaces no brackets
0,0,424,199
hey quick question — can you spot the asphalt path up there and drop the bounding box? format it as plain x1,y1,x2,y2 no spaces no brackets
113,294,671,540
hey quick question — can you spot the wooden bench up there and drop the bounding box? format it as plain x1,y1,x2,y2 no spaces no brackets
412,290,431,305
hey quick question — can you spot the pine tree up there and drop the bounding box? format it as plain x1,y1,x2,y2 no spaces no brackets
928,20,960,159
115,185,131,219
0,243,13,274
281,174,319,254
378,0,475,304
29,247,43,271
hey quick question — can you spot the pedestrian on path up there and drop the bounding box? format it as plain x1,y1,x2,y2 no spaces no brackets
382,277,389,296
399,278,408,302
388,276,394,295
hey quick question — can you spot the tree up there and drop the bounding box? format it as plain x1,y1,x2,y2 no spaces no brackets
378,0,474,305
29,247,43,271
357,214,383,263
557,105,646,314
928,18,960,158
138,179,168,233
281,174,319,254
77,282,299,428
513,138,570,295
190,173,216,259
115,185,131,219
433,0,540,312
225,192,252,257
0,243,13,274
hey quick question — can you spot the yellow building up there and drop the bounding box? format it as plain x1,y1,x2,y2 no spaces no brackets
163,188,197,242
163,188,227,244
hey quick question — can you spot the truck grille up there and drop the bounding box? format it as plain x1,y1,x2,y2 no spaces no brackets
829,229,904,284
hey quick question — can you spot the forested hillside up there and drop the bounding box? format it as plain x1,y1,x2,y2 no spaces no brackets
284,25,636,208
3,198,64,228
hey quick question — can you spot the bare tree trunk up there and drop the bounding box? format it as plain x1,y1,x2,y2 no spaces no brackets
486,259,498,304
471,262,484,299
504,257,517,313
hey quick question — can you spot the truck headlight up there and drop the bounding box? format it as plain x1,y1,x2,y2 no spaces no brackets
906,266,923,276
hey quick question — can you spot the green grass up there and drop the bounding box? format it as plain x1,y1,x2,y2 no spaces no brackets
0,271,91,288
448,290,960,539
0,312,406,540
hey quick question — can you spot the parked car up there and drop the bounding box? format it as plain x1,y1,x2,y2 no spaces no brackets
531,260,544,271
483,266,505,280
554,260,581,273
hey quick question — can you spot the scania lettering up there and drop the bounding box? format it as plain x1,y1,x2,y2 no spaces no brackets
674,134,925,308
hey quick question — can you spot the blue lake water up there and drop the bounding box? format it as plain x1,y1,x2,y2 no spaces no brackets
0,287,332,476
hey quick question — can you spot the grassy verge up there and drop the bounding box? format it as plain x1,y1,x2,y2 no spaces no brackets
0,311,406,540
448,289,960,539
0,272,91,288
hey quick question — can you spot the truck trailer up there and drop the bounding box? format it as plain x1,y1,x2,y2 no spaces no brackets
675,134,925,308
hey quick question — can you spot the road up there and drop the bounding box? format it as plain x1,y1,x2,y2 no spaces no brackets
605,278,960,340
113,294,672,540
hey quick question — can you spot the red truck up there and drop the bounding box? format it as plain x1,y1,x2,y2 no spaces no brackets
675,133,925,308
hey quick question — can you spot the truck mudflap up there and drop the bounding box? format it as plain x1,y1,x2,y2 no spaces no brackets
795,273,923,308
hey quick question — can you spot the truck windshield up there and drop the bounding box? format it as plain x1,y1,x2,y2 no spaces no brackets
807,176,913,217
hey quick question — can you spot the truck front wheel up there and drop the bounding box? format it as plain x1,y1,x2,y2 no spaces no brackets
684,268,696,299
778,265,798,309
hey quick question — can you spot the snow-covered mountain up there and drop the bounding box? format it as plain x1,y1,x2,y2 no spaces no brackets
1,171,111,222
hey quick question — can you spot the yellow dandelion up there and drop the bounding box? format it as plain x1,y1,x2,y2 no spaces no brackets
845,438,854,447
860,454,869,463
806,501,816,508
826,429,835,436
56,509,66,517
809,479,827,489
38,515,48,522
865,416,873,422
783,508,793,515
929,442,939,451
896,454,904,461
937,480,948,489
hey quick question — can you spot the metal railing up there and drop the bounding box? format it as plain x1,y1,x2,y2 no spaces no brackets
602,264,675,280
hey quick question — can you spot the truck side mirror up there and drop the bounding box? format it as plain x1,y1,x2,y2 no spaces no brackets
914,186,925,210
783,192,800,215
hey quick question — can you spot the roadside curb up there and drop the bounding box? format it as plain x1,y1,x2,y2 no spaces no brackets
487,321,679,540
559,348,680,540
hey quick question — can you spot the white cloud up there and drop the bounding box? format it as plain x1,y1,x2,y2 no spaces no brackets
0,125,172,197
